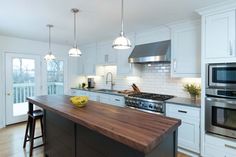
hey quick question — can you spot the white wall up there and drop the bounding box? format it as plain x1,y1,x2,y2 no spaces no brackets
0,35,78,128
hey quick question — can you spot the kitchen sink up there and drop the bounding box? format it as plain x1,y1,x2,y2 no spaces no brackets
95,89,118,93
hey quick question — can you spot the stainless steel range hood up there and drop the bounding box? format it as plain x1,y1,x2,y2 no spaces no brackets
128,40,171,64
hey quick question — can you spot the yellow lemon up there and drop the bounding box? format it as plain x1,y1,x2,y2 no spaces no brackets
70,96,88,108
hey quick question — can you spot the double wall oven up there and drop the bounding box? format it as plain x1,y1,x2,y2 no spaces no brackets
206,63,236,139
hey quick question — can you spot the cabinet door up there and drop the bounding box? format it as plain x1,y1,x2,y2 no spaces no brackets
78,56,84,75
97,42,117,65
178,118,200,153
171,24,201,77
117,48,133,74
205,10,236,59
98,93,110,104
204,144,225,157
165,103,200,153
97,44,107,65
88,92,97,101
82,45,96,75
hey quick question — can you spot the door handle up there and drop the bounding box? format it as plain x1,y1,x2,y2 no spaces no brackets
229,41,233,56
115,99,120,101
173,59,177,72
6,93,11,96
178,110,187,113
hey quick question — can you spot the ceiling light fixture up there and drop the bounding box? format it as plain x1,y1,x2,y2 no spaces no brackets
69,8,82,57
112,0,131,50
44,24,56,61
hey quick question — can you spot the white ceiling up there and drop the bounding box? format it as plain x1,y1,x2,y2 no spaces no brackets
0,0,224,46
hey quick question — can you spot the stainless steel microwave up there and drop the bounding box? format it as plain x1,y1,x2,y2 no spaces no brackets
207,63,236,89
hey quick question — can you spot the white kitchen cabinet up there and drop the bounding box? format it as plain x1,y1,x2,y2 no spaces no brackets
205,10,236,60
97,42,117,65
165,103,200,154
109,95,125,107
97,93,111,104
80,44,97,76
171,21,201,77
71,89,125,107
98,93,125,107
204,134,236,157
77,56,84,75
117,50,141,76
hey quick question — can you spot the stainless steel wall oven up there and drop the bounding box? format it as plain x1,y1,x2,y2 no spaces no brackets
206,63,236,139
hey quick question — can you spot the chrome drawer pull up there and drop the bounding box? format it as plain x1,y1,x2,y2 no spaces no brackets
178,110,187,113
115,99,120,101
225,144,236,150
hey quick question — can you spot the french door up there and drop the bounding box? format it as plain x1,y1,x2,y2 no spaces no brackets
5,53,41,125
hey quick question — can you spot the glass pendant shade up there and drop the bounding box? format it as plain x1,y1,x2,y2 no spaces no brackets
112,33,131,49
44,53,56,61
69,8,82,57
68,47,82,57
44,24,56,61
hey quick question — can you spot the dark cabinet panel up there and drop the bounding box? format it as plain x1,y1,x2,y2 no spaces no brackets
44,110,75,157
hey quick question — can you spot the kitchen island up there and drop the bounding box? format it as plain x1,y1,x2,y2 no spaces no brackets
27,95,181,157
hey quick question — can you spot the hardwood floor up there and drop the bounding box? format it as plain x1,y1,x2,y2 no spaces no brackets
0,122,189,157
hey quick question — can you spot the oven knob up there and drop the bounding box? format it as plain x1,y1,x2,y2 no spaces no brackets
139,102,142,107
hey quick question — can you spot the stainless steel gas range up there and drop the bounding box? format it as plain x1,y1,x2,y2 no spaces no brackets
125,92,174,114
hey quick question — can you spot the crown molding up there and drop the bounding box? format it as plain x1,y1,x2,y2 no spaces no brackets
196,0,236,16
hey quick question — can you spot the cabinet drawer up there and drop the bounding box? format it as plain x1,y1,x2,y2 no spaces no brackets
205,144,225,157
205,134,236,156
166,103,200,119
110,95,125,107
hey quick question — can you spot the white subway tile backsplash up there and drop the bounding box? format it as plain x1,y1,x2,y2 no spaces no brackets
76,64,201,98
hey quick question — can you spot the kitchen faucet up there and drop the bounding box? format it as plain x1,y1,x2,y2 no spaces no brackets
105,72,115,90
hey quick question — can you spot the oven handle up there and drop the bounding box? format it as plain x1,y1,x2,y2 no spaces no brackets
206,97,236,104
225,144,236,150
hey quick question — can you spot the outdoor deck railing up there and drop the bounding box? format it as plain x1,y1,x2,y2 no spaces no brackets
13,82,63,104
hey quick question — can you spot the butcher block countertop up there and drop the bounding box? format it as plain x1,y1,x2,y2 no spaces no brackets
27,95,181,154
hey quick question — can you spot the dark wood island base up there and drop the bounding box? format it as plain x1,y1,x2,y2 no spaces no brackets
27,95,181,157
45,110,178,157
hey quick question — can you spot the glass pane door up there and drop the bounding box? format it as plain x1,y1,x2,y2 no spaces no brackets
47,60,64,95
6,53,40,125
13,58,36,116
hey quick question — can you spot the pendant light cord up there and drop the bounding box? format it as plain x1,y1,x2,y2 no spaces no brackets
121,0,124,36
74,11,77,48
48,25,52,55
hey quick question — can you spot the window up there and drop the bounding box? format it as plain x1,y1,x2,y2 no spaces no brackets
47,60,64,95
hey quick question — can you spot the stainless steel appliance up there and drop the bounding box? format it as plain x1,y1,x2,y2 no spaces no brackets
128,40,171,64
206,63,236,89
206,63,236,139
205,96,236,139
87,78,95,88
125,92,174,114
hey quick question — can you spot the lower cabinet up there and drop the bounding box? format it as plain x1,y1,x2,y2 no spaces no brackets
71,89,125,107
165,103,200,154
204,134,236,157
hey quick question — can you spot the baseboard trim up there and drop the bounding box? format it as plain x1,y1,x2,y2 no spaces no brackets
178,147,200,157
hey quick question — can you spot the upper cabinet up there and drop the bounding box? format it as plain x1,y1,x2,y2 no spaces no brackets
116,35,141,76
205,10,236,60
97,42,117,65
78,44,97,76
170,21,201,77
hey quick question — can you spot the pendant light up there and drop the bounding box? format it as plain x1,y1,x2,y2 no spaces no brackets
112,0,131,49
44,24,56,61
68,8,82,57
